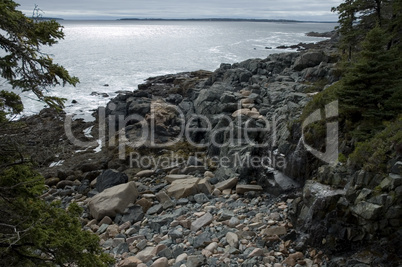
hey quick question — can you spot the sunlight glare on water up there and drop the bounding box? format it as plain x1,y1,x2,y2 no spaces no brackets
10,20,337,120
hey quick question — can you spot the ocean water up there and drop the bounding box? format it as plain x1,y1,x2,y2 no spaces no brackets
13,20,337,120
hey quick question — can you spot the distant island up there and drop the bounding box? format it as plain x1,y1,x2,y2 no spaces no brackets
25,17,336,23
31,17,64,21
118,18,336,23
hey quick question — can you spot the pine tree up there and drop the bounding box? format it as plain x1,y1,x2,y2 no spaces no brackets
0,0,79,120
387,0,402,49
337,25,402,137
0,165,114,266
331,0,397,59
332,0,360,59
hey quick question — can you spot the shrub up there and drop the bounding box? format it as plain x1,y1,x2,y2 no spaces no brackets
349,117,402,172
0,164,115,266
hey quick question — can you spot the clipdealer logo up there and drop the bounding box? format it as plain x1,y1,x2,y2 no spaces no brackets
64,100,339,167
301,100,339,166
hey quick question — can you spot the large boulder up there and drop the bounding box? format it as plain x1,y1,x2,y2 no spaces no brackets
166,178,201,199
88,182,139,220
193,85,223,117
350,201,382,220
96,169,128,193
127,98,151,117
293,51,328,71
235,184,263,194
214,177,238,191
165,177,212,199
295,181,346,245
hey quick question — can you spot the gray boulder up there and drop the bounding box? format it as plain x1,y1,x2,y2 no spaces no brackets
127,98,151,117
88,181,139,220
120,204,145,224
350,201,383,220
293,51,328,71
96,169,128,193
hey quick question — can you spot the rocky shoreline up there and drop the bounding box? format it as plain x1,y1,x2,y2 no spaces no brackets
12,34,401,266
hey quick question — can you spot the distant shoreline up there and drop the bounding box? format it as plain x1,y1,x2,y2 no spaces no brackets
44,17,336,23
118,18,337,23
32,17,64,21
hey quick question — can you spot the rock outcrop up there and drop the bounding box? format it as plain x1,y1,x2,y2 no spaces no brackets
13,34,400,266
105,48,339,188
290,161,402,261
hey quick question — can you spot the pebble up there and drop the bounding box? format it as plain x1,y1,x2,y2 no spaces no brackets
226,232,239,248
150,257,168,267
46,168,330,267
175,253,188,263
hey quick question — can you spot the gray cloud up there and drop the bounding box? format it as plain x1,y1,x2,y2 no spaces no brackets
16,0,343,21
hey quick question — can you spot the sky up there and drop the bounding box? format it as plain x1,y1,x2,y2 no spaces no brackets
15,0,344,21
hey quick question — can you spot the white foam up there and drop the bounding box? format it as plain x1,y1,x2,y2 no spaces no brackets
93,139,102,153
83,126,94,138
49,160,65,167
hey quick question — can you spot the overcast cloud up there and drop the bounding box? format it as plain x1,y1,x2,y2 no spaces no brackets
16,0,343,21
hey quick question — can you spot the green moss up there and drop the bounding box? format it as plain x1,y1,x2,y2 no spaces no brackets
389,191,397,203
373,185,383,195
349,117,402,173
338,153,347,164
303,78,330,94
303,120,327,152
300,82,340,122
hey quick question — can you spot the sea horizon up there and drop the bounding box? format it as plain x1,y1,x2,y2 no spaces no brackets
37,17,338,23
